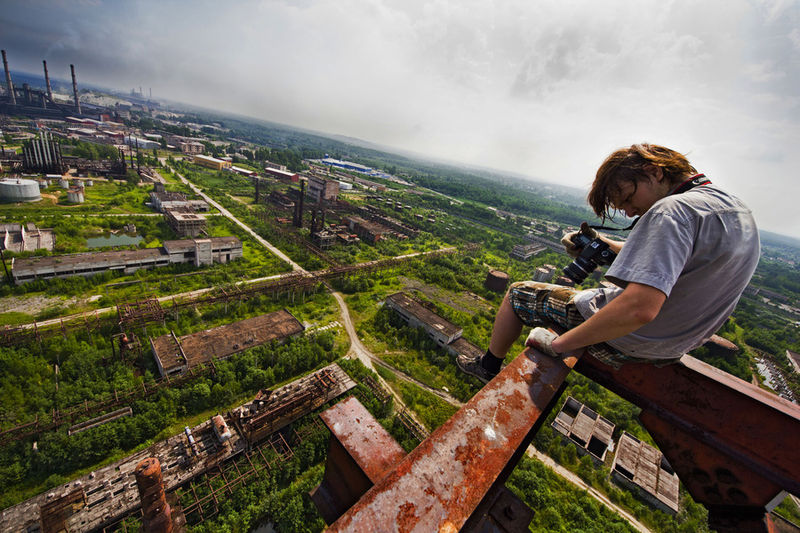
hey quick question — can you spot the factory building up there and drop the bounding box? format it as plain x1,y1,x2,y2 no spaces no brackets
0,223,54,252
179,141,204,154
149,190,187,212
124,135,161,150
343,215,408,244
164,209,207,237
551,396,615,464
384,292,462,346
510,243,546,261
150,309,304,377
524,234,565,254
612,432,681,515
307,174,339,202
268,191,295,209
264,167,299,182
22,130,65,174
0,178,42,203
11,236,242,284
193,154,231,171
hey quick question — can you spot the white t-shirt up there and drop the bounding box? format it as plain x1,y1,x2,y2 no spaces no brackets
574,183,759,360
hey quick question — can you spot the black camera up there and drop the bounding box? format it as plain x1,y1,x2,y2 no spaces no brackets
563,232,617,284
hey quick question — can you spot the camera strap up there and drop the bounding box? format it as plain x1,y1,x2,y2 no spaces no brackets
589,174,710,232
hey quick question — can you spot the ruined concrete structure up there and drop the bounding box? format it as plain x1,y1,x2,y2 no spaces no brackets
164,209,207,238
0,223,54,253
551,396,615,464
150,309,304,377
307,174,339,202
11,236,242,284
385,292,462,346
612,432,680,514
510,242,546,261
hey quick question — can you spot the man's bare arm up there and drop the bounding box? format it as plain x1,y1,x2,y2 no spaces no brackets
550,282,666,353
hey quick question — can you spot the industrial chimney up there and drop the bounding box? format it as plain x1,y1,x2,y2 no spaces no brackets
43,60,53,101
70,64,81,114
134,457,174,533
2,50,16,105
294,179,306,228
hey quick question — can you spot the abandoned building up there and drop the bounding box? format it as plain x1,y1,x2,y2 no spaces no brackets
0,223,54,252
149,309,304,377
10,236,242,284
193,154,232,171
510,242,546,261
307,174,339,202
149,190,186,212
611,432,681,515
385,292,462,346
164,209,207,237
551,396,615,464
268,190,295,209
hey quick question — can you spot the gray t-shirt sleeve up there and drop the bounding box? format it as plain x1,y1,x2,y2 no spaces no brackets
604,211,695,297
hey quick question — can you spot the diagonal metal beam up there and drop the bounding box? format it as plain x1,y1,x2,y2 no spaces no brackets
326,347,580,532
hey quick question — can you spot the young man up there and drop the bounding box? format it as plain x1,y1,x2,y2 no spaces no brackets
458,143,760,382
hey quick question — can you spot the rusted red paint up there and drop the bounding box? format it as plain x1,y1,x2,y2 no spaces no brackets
134,457,173,533
320,396,406,483
575,353,800,532
326,348,580,532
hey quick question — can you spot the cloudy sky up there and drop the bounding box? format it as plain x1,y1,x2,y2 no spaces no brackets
3,0,799,237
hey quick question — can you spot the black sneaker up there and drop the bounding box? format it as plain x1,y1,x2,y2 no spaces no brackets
456,353,498,384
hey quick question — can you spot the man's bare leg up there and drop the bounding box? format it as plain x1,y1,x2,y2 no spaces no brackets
487,292,524,359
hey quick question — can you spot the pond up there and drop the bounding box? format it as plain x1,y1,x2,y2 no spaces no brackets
86,232,143,248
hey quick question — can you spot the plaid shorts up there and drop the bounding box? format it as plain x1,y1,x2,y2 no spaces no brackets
508,281,636,369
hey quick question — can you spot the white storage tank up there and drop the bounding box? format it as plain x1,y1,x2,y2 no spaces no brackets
0,178,42,202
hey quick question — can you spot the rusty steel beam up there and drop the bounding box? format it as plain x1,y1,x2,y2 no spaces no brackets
311,397,407,523
327,347,580,532
574,353,800,533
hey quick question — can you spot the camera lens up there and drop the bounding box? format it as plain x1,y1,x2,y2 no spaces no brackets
563,258,595,284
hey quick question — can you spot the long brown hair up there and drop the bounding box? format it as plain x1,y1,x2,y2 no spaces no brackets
589,143,697,219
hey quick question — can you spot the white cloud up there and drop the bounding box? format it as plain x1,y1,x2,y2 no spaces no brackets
2,0,800,236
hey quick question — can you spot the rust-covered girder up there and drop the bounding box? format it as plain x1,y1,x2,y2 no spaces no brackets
311,397,407,523
326,347,580,532
574,353,800,533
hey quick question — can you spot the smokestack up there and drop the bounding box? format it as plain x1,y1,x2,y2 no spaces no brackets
2,50,16,105
294,179,306,228
70,64,81,114
134,458,173,533
43,60,53,101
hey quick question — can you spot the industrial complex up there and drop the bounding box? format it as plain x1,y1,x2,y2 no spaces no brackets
0,44,798,533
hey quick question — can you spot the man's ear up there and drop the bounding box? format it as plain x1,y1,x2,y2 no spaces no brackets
642,164,664,182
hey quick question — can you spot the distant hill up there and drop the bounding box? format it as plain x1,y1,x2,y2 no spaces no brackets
760,230,800,251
